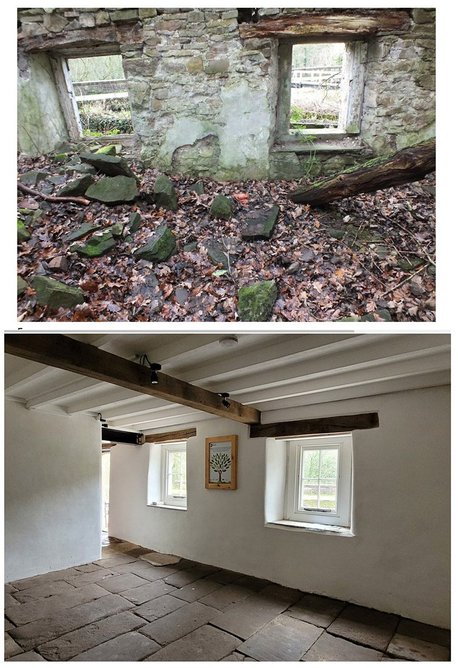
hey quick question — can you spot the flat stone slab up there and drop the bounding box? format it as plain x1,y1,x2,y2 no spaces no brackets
239,614,322,661
386,633,450,661
164,565,216,588
9,594,134,652
396,618,450,647
171,578,223,603
241,205,280,241
93,554,137,568
200,584,253,611
7,651,46,661
302,631,383,661
80,152,136,178
134,225,177,263
114,560,178,581
140,551,181,566
97,572,150,594
135,594,187,623
6,583,109,626
64,568,117,588
210,590,298,640
5,632,23,658
57,174,94,197
139,601,218,645
287,593,345,628
64,222,100,243
327,604,399,651
32,276,85,310
86,175,138,204
120,579,175,605
12,579,76,604
144,624,241,661
38,611,146,661
70,631,160,661
10,567,80,591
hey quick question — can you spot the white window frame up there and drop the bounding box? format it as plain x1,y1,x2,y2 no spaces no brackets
284,434,352,528
161,442,187,508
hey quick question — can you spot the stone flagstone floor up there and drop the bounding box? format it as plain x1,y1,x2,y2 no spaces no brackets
5,538,451,661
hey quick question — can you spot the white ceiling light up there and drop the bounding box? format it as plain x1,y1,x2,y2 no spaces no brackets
219,336,239,348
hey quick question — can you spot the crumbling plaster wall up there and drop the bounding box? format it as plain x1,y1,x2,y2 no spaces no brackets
17,7,435,180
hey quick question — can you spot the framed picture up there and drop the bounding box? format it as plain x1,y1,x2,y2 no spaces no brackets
205,435,238,490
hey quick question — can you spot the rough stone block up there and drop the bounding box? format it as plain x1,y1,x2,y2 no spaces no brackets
134,225,177,263
237,280,277,321
57,174,94,197
327,604,399,652
144,624,241,661
71,230,116,258
31,276,85,309
109,9,139,22
38,611,146,661
70,631,160,661
241,205,279,241
139,601,218,645
154,173,178,211
79,153,136,178
86,176,138,204
238,615,322,661
209,194,234,219
303,631,383,661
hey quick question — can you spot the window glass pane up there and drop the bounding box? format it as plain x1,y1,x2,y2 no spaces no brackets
167,451,186,497
301,448,338,511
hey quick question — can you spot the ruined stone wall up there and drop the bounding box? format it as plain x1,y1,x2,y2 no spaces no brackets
17,8,435,180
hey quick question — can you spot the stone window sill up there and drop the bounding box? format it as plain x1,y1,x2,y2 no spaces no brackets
147,503,187,511
265,520,354,537
272,135,368,154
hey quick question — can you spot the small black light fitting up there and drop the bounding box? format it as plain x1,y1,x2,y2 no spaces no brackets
139,354,162,385
218,392,231,408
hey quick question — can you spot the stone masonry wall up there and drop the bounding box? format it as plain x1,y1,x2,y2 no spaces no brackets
17,8,435,180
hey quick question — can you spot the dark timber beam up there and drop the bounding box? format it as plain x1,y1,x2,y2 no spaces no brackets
5,334,261,425
144,428,197,444
239,11,411,39
102,427,144,445
250,413,379,438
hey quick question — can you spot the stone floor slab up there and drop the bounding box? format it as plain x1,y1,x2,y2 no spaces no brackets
205,570,243,585
5,632,23,658
139,601,218,645
232,575,270,592
145,624,241,661
120,579,175,605
10,568,80,591
171,578,223,602
93,554,137,568
63,568,117,588
211,590,297,640
69,631,160,661
12,580,76,604
200,584,253,611
97,572,149,594
38,610,146,661
9,594,134,652
238,614,322,661
6,583,109,626
74,563,106,573
113,560,179,581
287,593,346,628
7,650,46,661
386,633,450,661
327,604,399,651
396,619,451,647
140,552,181,566
164,565,217,588
302,631,383,661
135,594,188,622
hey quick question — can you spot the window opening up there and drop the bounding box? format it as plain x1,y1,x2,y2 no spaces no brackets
162,443,187,507
66,54,133,138
290,43,345,133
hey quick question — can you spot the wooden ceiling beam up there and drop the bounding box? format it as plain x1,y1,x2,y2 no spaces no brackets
5,334,261,425
250,413,379,438
144,428,197,444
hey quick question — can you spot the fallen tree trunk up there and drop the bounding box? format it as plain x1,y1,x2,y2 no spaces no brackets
17,182,90,206
290,139,435,206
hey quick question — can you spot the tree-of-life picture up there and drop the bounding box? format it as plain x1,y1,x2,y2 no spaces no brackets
205,435,237,490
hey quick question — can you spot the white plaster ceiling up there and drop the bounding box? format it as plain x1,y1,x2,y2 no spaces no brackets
5,333,450,433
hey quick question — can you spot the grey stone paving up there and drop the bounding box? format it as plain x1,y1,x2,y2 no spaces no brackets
4,539,450,661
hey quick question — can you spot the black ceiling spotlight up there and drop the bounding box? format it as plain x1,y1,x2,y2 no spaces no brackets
138,354,162,384
218,392,231,408
98,412,108,428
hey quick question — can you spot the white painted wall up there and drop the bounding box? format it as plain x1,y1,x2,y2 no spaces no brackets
109,386,450,628
5,402,102,582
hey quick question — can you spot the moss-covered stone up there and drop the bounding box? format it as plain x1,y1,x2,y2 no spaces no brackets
32,276,85,309
95,144,118,155
128,212,142,233
110,223,124,238
57,174,94,197
80,152,136,178
238,280,277,321
17,219,31,243
64,222,101,243
241,205,279,241
134,225,177,262
17,276,27,296
86,176,138,204
19,170,48,187
71,230,117,257
361,309,392,322
154,174,178,211
210,194,234,220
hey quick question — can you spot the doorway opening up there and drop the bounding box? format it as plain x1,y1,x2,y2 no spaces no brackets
101,449,111,546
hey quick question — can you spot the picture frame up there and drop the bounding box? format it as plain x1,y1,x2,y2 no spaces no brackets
205,435,238,490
